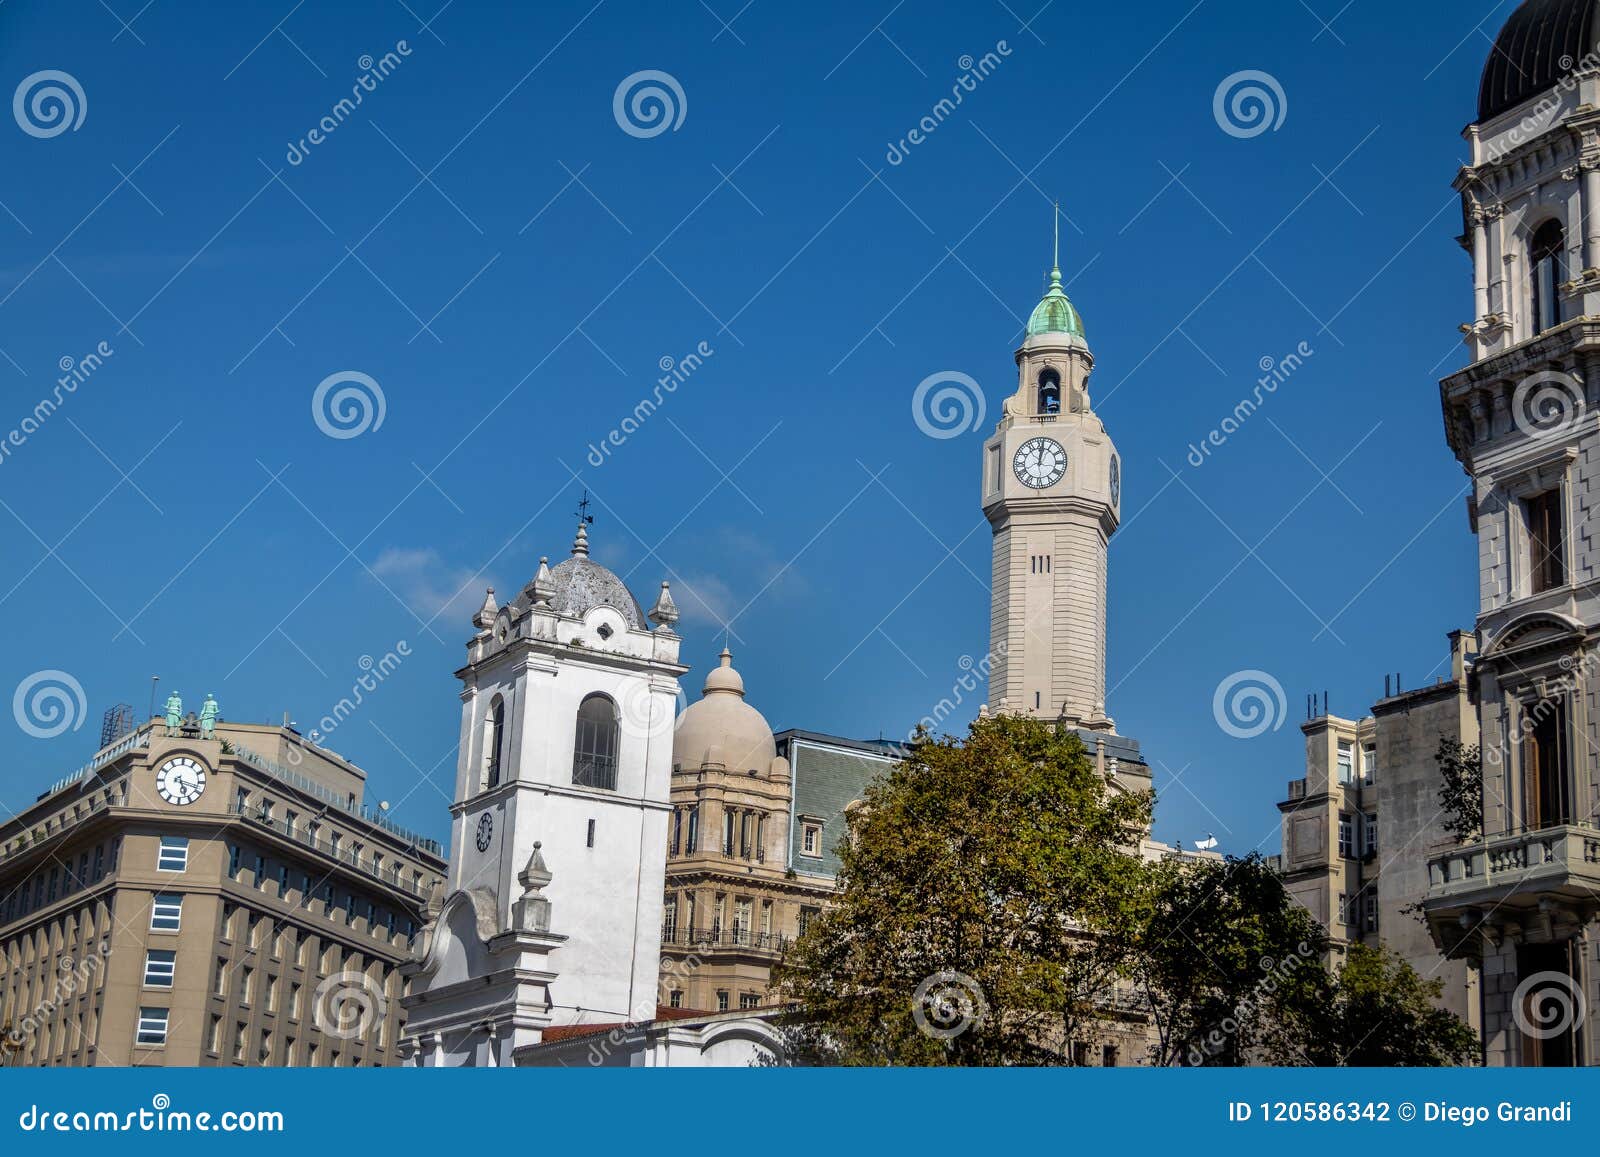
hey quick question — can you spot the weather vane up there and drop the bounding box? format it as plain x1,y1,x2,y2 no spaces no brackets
575,489,594,526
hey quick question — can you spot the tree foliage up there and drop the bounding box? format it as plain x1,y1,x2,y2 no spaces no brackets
771,714,1152,1065
1273,944,1479,1066
772,715,1477,1067
1136,854,1327,1066
1434,737,1483,842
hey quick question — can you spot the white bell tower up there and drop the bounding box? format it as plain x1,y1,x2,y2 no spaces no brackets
401,519,687,1066
981,219,1120,729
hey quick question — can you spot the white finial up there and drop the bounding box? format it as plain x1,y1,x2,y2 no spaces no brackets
572,522,589,558
472,587,498,629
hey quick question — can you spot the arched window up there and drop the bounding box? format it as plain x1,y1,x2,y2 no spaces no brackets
1037,368,1061,414
1531,220,1566,336
572,693,619,790
483,697,506,791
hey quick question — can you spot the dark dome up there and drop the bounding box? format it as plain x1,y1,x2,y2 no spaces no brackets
1479,0,1599,122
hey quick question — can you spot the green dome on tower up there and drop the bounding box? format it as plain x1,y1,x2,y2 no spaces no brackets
1026,265,1085,339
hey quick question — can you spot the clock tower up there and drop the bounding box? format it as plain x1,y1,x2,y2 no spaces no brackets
981,233,1120,729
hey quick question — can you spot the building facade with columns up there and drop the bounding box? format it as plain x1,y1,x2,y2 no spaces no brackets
1425,0,1600,1066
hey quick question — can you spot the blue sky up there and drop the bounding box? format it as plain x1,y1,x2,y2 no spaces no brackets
0,0,1512,852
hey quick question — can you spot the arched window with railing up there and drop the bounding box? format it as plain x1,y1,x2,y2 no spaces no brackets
1530,220,1566,336
572,693,619,790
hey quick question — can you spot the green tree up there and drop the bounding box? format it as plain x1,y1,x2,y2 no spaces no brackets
1135,854,1328,1066
1276,944,1478,1066
771,714,1153,1065
1434,737,1483,841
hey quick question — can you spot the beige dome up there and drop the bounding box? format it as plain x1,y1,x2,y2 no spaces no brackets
673,648,776,772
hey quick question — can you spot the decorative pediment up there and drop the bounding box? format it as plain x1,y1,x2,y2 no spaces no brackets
411,886,500,983
1482,611,1585,660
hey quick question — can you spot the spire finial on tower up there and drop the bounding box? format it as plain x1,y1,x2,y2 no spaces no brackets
1050,201,1062,287
571,489,594,556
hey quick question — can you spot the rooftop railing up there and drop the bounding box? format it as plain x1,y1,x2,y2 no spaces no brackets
228,742,443,856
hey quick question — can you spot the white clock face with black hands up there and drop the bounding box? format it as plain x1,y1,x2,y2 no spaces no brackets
155,756,207,806
475,812,494,852
1013,437,1068,489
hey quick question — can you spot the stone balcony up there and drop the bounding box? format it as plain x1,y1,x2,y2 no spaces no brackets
1423,824,1600,958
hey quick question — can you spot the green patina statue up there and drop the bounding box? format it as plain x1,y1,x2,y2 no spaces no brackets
163,691,182,737
199,693,219,739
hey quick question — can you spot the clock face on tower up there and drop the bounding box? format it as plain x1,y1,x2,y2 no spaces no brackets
475,812,494,852
1012,437,1068,489
154,756,207,806
1109,454,1121,506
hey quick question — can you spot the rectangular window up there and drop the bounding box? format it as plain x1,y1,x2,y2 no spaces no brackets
227,844,240,879
1523,698,1572,828
662,897,678,942
240,966,254,1005
716,990,729,1012
1337,815,1354,859
1336,741,1354,785
1102,1044,1119,1067
1364,813,1378,854
669,990,682,1009
722,810,735,856
1364,893,1379,933
215,960,228,996
1526,489,1566,594
734,899,752,946
136,1008,169,1047
289,982,302,1019
157,835,189,872
798,906,820,937
143,949,176,988
801,822,821,856
586,819,596,848
686,804,699,852
739,993,760,1010
1361,741,1377,783
208,1015,222,1054
233,1023,247,1061
150,893,182,931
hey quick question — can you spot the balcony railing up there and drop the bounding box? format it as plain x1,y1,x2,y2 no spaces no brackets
660,926,790,952
232,803,435,898
1427,823,1600,905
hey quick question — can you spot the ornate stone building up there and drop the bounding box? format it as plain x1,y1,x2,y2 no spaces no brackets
0,716,446,1067
1424,0,1600,1066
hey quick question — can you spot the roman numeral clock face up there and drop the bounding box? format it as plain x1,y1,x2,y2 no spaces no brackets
154,756,207,806
1012,437,1067,489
